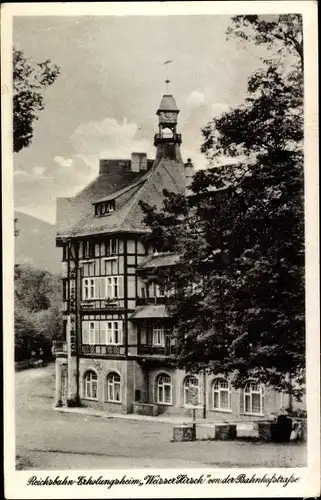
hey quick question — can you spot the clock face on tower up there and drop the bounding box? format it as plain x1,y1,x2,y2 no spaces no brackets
159,111,177,123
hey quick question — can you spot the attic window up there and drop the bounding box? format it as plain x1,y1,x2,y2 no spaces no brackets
95,200,115,217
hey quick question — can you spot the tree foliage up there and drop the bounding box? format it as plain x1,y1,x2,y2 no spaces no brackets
14,264,63,361
13,47,60,153
140,14,304,399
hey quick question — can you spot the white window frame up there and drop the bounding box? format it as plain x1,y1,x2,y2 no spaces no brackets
105,238,117,256
184,376,200,407
83,371,98,400
105,276,123,299
82,321,122,345
83,277,97,300
212,378,232,412
88,321,99,344
106,321,122,345
244,381,265,416
152,323,165,346
106,372,122,403
156,374,172,405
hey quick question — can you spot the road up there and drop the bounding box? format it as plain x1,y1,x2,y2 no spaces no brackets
15,364,306,470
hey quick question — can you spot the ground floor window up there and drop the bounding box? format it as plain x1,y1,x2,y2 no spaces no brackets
106,372,121,402
212,378,231,410
244,381,264,415
184,376,200,406
83,370,98,400
156,373,172,404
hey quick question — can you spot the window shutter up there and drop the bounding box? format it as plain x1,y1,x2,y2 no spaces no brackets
82,321,89,344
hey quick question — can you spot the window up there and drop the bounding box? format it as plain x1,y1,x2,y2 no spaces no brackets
105,201,115,213
95,201,115,217
89,322,99,344
82,276,123,300
106,321,122,345
106,372,121,402
83,241,95,259
105,238,117,256
82,262,95,277
156,374,172,404
82,321,122,345
105,260,117,275
106,276,122,299
83,278,96,300
83,371,98,400
152,323,165,346
184,376,200,407
244,381,264,415
212,378,231,411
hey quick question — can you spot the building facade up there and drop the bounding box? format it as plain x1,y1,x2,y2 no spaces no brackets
53,93,296,421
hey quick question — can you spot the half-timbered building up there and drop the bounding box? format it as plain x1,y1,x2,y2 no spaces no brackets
53,93,300,420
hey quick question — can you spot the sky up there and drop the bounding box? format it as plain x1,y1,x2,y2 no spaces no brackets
13,15,270,224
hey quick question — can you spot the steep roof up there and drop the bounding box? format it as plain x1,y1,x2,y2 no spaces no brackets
130,305,170,319
157,95,179,113
56,152,186,239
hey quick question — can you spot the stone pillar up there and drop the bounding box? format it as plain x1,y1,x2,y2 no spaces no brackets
55,361,62,407
67,355,78,406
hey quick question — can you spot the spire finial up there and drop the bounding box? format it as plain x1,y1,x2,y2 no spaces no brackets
163,60,173,94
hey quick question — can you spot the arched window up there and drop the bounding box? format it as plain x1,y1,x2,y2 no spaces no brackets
244,381,264,415
184,376,200,407
156,374,172,405
106,372,121,402
212,378,231,411
162,127,174,139
83,370,98,400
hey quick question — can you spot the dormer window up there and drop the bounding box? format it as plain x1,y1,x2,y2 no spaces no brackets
95,200,115,217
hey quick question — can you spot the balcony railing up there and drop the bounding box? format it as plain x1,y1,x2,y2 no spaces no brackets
52,340,68,356
81,344,121,356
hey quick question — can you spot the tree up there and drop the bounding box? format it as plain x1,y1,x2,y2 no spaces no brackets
13,47,60,153
140,14,304,399
14,264,63,361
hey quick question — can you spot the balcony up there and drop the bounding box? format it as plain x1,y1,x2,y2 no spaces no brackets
136,297,167,306
52,340,68,357
81,344,121,356
80,299,121,311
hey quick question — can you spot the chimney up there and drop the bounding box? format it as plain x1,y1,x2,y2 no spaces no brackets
131,152,147,172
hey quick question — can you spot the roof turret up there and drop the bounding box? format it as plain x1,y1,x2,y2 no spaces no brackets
157,94,179,114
